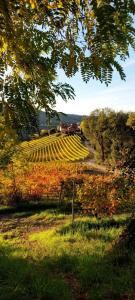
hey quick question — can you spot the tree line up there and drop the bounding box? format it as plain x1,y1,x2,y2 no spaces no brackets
81,109,135,168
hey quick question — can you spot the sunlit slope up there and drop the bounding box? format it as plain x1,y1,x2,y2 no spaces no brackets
21,134,89,162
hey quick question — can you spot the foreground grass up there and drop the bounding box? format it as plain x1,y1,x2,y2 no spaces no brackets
0,209,135,300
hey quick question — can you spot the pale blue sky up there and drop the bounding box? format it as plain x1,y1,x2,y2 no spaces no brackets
55,49,135,115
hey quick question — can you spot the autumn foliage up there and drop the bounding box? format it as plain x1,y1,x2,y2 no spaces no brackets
0,162,134,216
77,174,134,216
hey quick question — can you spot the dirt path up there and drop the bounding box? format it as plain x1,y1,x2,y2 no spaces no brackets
0,212,67,241
62,272,89,300
83,140,109,174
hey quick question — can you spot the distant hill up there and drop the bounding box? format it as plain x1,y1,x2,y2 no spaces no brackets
39,111,86,129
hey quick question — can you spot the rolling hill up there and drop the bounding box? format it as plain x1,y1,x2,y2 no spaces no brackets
39,112,86,129
21,133,89,162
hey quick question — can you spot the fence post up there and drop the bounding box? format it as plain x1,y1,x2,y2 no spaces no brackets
59,181,64,205
72,179,75,226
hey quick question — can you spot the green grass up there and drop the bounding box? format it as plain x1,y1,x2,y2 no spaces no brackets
0,210,135,300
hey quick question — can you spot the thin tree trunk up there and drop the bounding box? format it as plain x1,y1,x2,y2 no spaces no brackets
99,135,105,162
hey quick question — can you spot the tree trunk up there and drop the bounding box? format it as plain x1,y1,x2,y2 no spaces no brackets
99,135,105,162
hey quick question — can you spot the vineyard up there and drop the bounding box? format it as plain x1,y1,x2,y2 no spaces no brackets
21,134,89,162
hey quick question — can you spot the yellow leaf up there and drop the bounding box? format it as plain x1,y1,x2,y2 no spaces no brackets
29,0,37,9
76,0,80,5
0,38,8,54
47,3,58,9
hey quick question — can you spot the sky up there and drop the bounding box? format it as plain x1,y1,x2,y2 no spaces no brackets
55,49,135,116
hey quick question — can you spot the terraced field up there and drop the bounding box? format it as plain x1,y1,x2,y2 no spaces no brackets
21,134,89,162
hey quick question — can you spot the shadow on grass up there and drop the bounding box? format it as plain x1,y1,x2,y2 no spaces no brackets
77,245,135,300
0,202,72,219
0,243,73,300
1,231,135,300
0,202,59,215
1,211,135,300
58,218,129,235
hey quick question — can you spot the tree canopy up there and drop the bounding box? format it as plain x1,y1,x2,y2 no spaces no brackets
0,0,135,131
81,109,135,167
127,112,135,131
0,115,17,167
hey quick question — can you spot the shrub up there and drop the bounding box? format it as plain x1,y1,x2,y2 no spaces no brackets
0,162,134,214
77,174,135,216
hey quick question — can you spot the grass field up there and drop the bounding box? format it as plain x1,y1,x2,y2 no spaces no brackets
0,208,135,300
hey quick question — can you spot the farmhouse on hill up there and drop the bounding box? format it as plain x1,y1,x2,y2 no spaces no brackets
58,122,80,134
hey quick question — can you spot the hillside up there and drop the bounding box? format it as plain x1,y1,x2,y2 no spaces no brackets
21,133,89,162
39,111,86,129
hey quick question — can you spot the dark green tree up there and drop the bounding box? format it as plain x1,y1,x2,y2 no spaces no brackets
0,115,17,167
123,112,135,169
81,109,135,166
